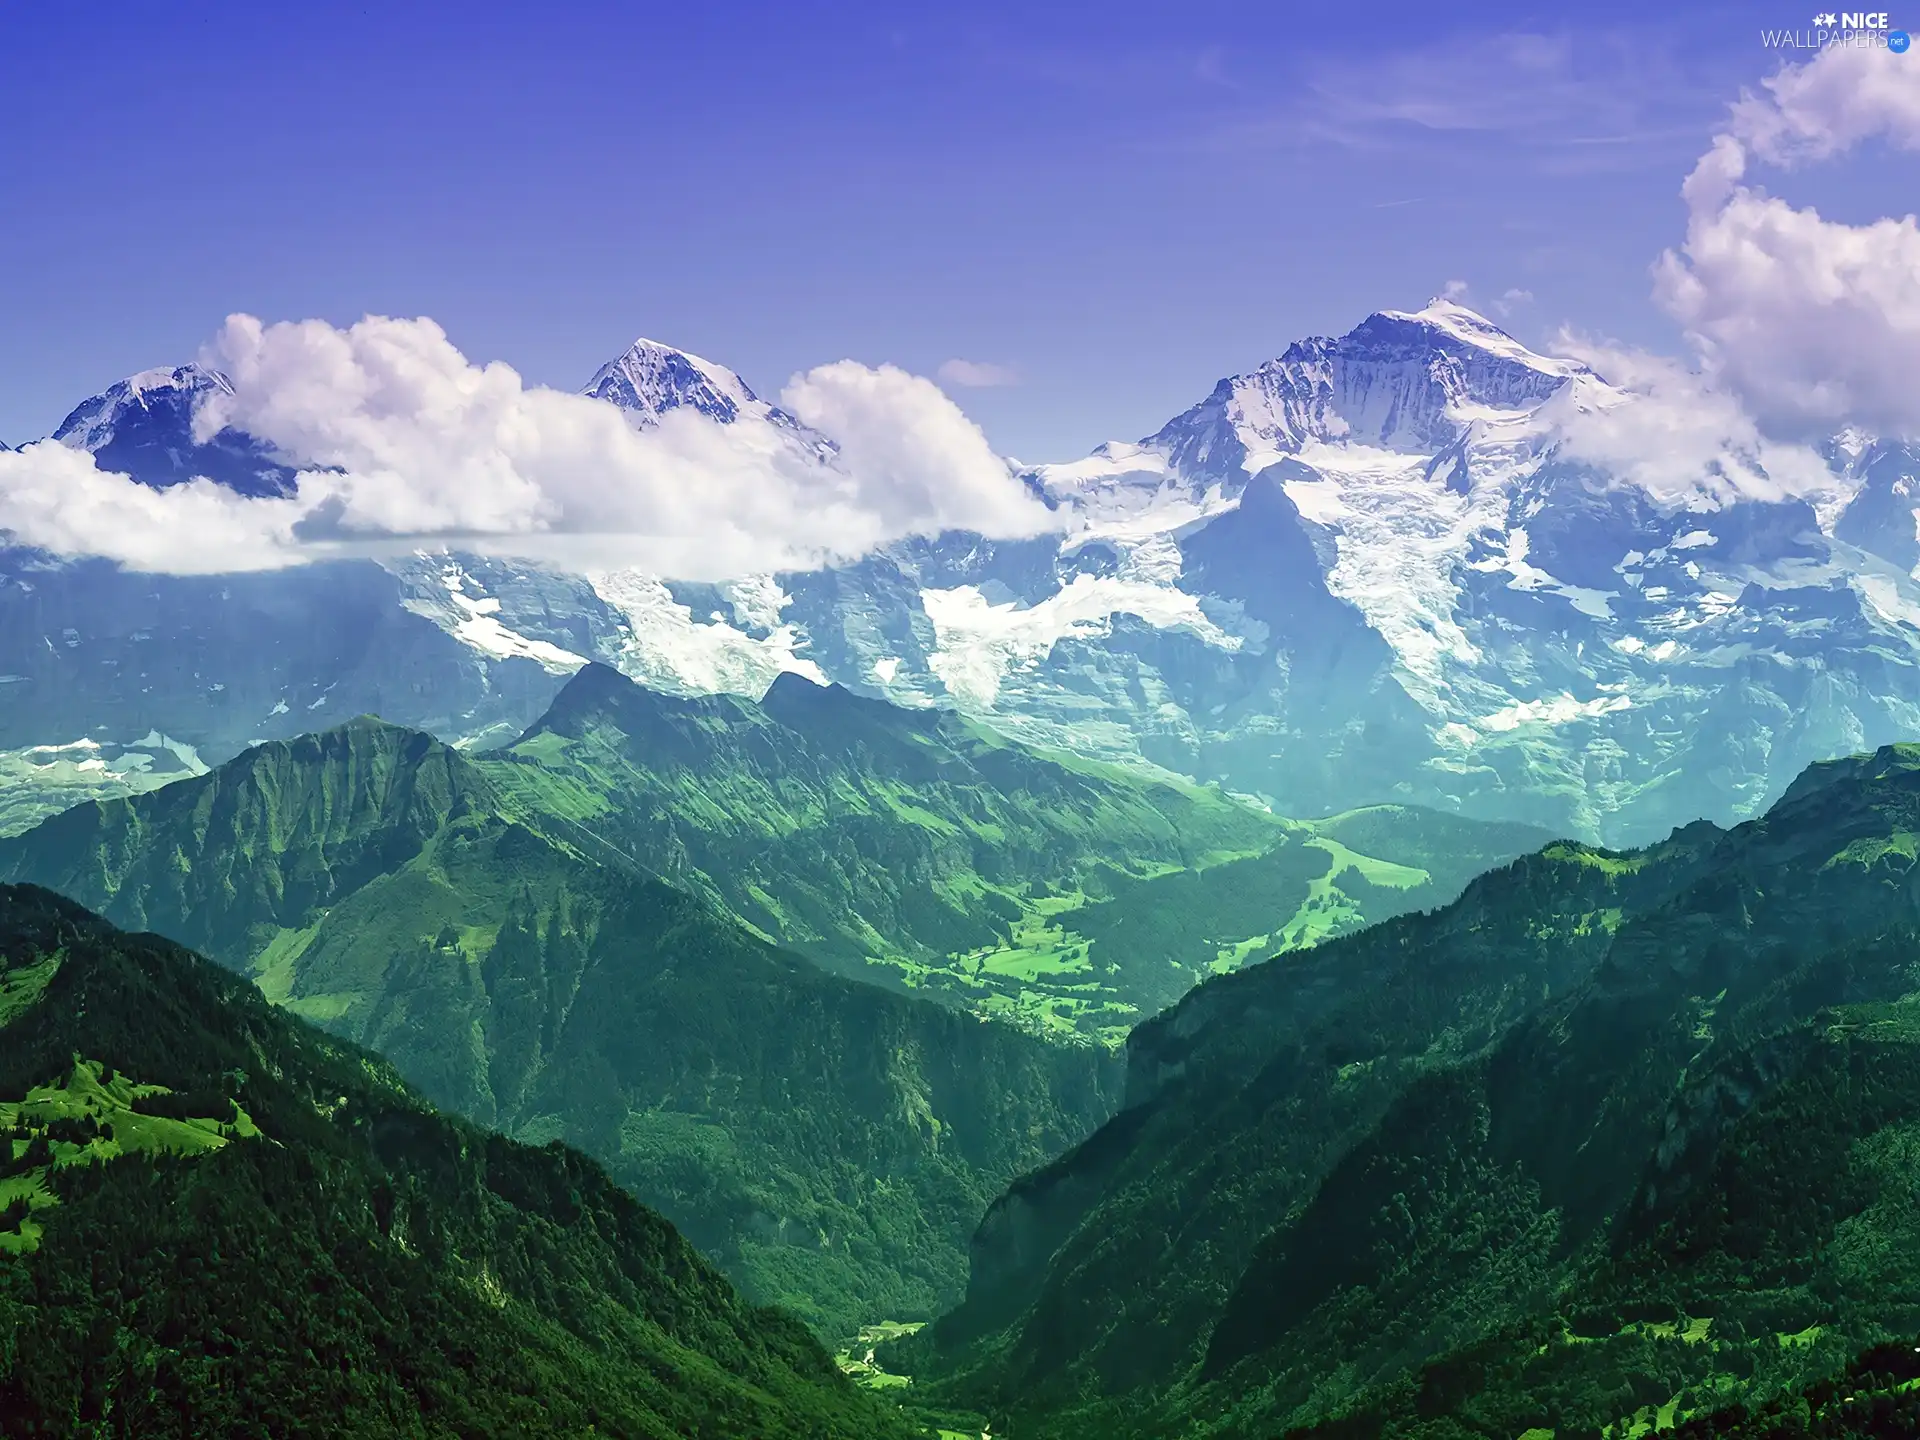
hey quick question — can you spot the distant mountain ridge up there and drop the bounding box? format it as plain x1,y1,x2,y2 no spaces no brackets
488,662,1550,1036
14,304,1920,846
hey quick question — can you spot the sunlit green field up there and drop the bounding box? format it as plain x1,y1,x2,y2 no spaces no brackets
1,1056,254,1254
908,833,1439,1046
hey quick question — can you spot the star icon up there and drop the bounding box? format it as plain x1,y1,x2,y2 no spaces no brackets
1814,11,1838,23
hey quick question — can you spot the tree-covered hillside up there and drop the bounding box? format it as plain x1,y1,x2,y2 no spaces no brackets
0,667,1548,1338
0,717,1118,1338
485,664,1551,1038
0,884,915,1438
900,744,1920,1438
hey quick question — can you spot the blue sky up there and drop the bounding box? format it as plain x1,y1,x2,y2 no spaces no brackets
0,0,1905,458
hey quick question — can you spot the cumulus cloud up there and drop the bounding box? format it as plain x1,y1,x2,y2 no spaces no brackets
0,314,1056,576
936,358,1020,388
1727,45,1920,163
782,360,1034,533
1655,44,1920,438
0,441,311,573
1531,43,1920,511
1542,334,1833,507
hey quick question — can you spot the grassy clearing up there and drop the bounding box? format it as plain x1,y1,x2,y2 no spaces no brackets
969,896,1095,984
251,922,321,1005
1309,836,1428,889
0,951,60,1027
1212,933,1277,974
0,1056,254,1254
1624,1316,1714,1344
1540,842,1644,875
1270,837,1422,953
1619,1397,1684,1438
834,1320,924,1392
1826,831,1920,870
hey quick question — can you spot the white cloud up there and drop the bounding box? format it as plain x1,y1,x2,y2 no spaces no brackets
937,358,1021,388
1533,43,1920,509
1655,45,1920,438
781,359,1040,535
0,314,1056,576
0,440,312,573
1440,278,1472,301
1727,44,1920,164
1541,338,1833,507
1496,287,1535,318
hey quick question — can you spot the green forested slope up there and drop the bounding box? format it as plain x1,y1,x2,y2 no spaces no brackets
0,718,1119,1337
0,884,914,1438
482,664,1550,1037
903,744,1920,1438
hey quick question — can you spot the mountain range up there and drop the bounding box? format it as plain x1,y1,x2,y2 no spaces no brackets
24,704,1920,1436
19,299,1920,1435
0,660,1541,1338
13,303,1920,850
493,661,1549,1034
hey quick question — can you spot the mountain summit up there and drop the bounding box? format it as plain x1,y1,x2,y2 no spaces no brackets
52,362,297,496
1140,299,1590,481
583,337,767,425
581,337,838,463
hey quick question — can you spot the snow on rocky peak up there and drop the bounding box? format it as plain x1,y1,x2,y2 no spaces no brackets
50,363,297,497
1151,299,1590,483
582,336,839,465
1035,301,1588,539
1375,297,1585,381
583,338,764,426
54,364,235,454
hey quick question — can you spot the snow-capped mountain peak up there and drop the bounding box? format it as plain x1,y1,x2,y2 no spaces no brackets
50,363,296,497
1210,301,1586,464
17,299,1920,857
581,336,839,464
583,337,763,426
1038,302,1593,526
54,363,234,454
1370,298,1585,381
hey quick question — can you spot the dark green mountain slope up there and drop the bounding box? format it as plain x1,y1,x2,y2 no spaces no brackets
482,664,1551,1039
0,719,1118,1337
903,744,1920,1438
0,884,913,1438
